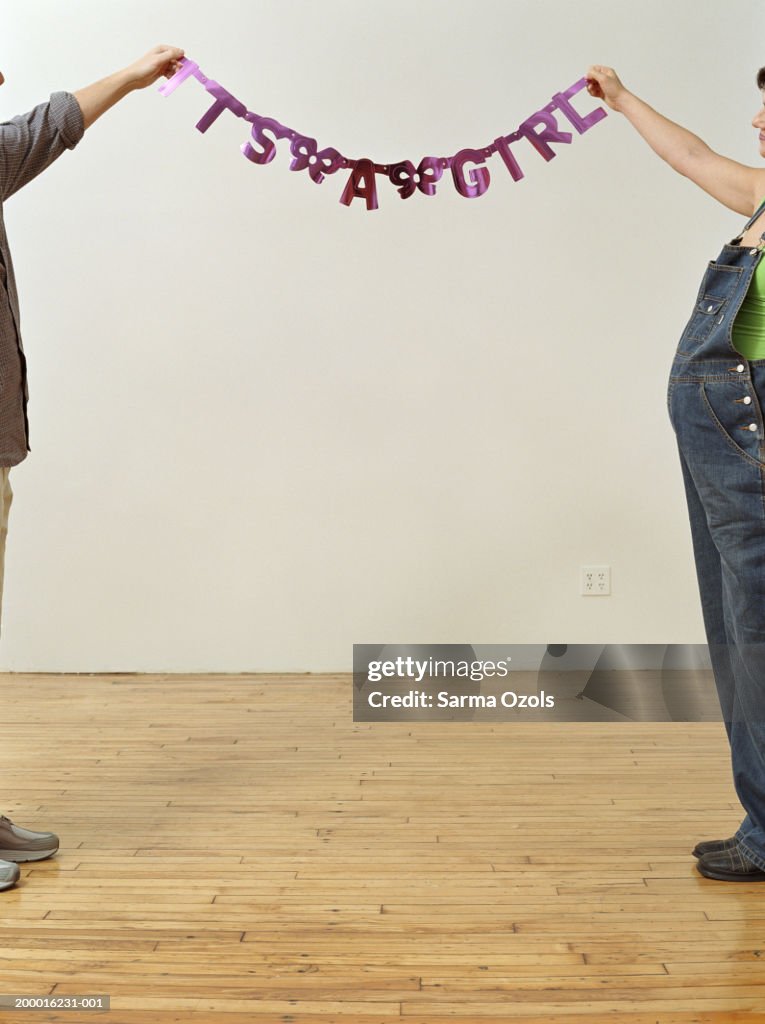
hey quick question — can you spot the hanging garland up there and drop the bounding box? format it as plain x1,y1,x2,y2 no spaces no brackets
159,57,607,210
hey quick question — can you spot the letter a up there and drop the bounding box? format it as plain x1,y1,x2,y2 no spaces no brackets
339,159,379,211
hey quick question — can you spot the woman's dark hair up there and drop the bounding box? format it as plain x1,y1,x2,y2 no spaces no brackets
758,67,765,90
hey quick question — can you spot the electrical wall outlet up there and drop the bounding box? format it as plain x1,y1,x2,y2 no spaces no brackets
580,565,611,596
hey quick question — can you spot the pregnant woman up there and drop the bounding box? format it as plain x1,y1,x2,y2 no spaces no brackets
586,65,765,882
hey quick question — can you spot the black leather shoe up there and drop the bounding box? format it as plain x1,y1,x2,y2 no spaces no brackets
696,843,765,881
692,835,738,859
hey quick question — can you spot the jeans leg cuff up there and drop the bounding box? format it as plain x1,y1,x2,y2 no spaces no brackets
738,838,765,871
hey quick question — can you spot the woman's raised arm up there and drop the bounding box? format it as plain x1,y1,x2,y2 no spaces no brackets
586,65,765,217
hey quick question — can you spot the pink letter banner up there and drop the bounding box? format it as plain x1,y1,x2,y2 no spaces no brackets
159,57,607,211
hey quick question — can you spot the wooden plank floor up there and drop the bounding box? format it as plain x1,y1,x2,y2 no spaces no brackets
0,674,764,1023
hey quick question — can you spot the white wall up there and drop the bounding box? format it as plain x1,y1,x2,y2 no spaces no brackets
0,0,762,671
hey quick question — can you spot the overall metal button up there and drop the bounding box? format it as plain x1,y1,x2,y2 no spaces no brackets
752,248,760,255
707,304,714,311
749,423,758,432
744,396,752,404
737,364,745,372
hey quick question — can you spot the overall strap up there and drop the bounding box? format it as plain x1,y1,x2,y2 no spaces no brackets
743,196,765,232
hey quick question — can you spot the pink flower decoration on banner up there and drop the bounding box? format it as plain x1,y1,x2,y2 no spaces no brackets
388,157,444,199
289,135,345,184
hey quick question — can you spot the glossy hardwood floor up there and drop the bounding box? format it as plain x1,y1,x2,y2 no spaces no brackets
0,674,763,1023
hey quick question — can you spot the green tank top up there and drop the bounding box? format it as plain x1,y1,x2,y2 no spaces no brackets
732,198,765,360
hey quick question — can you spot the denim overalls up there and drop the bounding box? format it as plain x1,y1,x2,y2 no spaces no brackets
668,202,765,869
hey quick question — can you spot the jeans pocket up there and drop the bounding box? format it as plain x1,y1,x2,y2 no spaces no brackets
701,382,765,469
677,295,727,353
676,261,743,355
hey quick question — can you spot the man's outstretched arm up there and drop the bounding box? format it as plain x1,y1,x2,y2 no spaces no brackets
74,44,184,130
0,44,183,202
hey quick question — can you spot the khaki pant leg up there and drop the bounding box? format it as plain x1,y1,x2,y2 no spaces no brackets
0,468,13,637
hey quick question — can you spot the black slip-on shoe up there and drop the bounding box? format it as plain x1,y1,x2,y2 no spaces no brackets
696,842,765,881
692,836,738,859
